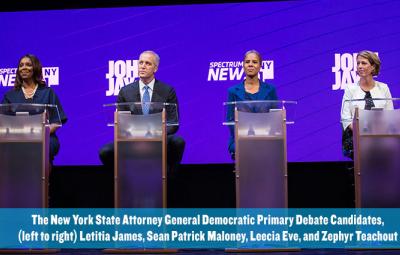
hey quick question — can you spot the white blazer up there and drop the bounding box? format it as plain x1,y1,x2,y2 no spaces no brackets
341,81,393,130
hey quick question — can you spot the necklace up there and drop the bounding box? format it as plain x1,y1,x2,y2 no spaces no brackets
22,84,38,99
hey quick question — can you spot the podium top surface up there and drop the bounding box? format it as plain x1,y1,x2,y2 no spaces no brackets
103,102,179,127
341,97,400,130
343,97,400,104
223,100,297,106
104,102,176,108
223,100,297,126
0,103,62,126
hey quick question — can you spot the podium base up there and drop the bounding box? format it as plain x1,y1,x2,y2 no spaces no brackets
225,248,300,253
0,249,58,254
103,249,178,254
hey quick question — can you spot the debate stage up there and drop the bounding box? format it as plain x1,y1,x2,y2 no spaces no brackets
4,162,396,254
46,161,370,254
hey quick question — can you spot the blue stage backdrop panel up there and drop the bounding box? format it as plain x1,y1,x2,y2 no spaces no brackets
1,0,399,165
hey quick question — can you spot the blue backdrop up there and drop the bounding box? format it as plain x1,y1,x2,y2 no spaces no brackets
1,0,399,165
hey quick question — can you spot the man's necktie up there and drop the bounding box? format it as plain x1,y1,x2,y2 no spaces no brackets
364,91,375,110
142,85,150,115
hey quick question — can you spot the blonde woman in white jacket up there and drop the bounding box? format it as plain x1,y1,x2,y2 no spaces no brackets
341,50,393,159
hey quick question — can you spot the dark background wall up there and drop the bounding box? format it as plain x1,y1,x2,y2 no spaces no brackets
0,0,287,12
50,162,355,208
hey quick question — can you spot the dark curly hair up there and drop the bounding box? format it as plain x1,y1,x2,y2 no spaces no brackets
14,54,46,89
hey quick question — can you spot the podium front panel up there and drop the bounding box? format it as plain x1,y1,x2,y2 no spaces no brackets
117,112,162,139
236,110,286,208
0,113,47,208
237,138,285,208
116,141,163,208
115,110,166,208
237,110,283,137
358,136,400,207
0,114,43,141
358,109,400,135
354,108,400,207
0,143,43,207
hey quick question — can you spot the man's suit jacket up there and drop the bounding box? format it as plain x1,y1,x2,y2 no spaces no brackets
117,79,179,135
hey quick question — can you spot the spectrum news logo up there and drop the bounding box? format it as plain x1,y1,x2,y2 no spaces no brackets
0,67,60,88
207,60,274,82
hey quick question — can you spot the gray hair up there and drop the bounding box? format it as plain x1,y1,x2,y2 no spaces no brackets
140,50,160,66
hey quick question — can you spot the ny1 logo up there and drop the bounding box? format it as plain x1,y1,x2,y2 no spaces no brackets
331,53,359,90
0,67,59,87
208,61,274,82
105,60,139,96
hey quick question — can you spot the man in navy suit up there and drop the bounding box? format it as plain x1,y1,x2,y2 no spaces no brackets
99,50,185,174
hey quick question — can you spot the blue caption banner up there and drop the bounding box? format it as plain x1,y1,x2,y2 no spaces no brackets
0,208,398,249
